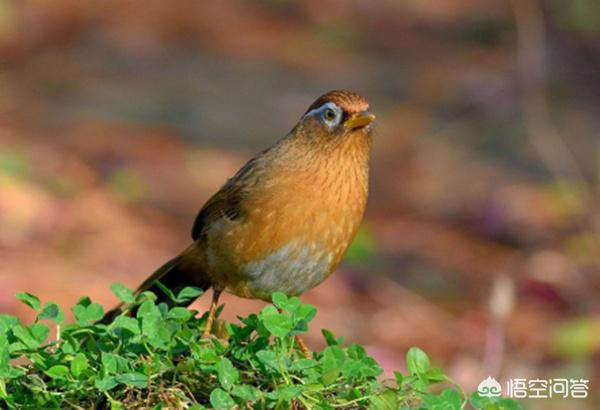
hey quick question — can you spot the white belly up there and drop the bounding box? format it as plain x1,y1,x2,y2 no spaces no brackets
240,241,333,299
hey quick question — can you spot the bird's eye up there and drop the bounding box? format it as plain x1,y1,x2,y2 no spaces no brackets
304,103,340,127
324,108,336,121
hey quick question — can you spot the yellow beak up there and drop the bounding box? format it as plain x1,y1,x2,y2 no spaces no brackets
346,112,375,130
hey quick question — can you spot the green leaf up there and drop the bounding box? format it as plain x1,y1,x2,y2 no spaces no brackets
210,388,236,410
191,344,220,363
290,358,318,371
137,291,158,303
425,367,446,382
29,323,49,344
292,304,317,334
147,324,171,350
72,303,104,326
256,350,278,370
76,296,92,307
394,371,403,386
262,313,293,338
116,372,148,388
469,392,522,410
217,358,239,391
111,316,140,335
0,315,19,334
109,399,124,410
141,310,162,337
153,281,177,304
407,346,430,375
0,336,11,377
295,304,317,322
422,388,462,410
341,355,383,379
16,292,40,312
271,292,288,310
175,286,204,303
320,346,346,385
285,297,302,315
101,352,128,374
38,302,65,324
271,385,302,401
232,385,261,402
137,299,160,319
347,343,367,360
101,352,118,374
70,353,89,378
322,329,339,346
166,307,192,321
13,325,42,349
87,303,105,321
370,389,399,409
46,365,69,380
111,283,135,304
95,376,118,391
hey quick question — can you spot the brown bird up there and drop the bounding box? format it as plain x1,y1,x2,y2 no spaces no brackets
105,90,374,351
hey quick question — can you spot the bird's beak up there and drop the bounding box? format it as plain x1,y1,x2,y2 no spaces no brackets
346,112,375,130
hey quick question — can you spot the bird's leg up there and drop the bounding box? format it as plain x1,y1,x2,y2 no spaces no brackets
294,336,312,358
203,287,223,337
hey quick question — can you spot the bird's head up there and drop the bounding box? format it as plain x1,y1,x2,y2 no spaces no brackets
298,90,375,143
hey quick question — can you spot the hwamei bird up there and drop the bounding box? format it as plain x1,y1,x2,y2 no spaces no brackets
104,90,375,351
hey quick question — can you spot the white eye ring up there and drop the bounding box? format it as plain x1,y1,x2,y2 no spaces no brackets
305,102,342,128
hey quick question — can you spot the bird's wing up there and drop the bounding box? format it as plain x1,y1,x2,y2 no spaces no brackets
191,184,244,240
191,156,262,240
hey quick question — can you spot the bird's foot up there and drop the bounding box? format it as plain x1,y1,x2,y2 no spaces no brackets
294,336,312,358
201,319,229,342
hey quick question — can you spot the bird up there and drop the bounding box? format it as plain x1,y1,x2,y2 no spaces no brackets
104,90,375,352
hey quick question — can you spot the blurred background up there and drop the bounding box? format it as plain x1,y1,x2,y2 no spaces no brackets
0,1,599,408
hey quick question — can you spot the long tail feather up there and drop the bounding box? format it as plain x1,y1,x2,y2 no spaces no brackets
102,250,212,324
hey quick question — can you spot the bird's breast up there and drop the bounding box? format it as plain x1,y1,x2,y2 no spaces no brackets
202,156,368,299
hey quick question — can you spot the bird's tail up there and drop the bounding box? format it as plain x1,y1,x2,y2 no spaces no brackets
102,246,212,324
